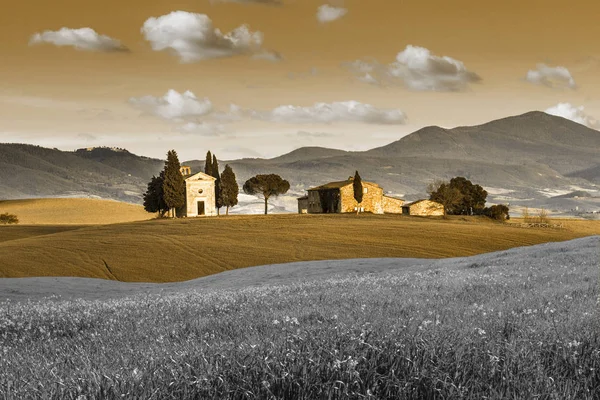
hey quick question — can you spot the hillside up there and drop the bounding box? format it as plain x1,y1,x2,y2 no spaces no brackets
0,144,162,202
1,112,599,213
1,237,598,398
0,214,597,282
0,198,151,225
226,111,600,211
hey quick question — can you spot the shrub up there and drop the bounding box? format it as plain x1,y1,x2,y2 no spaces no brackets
483,204,509,221
0,213,19,224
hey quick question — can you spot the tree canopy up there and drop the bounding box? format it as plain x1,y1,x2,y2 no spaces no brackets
428,177,488,216
220,164,239,215
162,150,186,217
448,177,488,215
243,174,290,215
143,170,168,216
427,180,463,217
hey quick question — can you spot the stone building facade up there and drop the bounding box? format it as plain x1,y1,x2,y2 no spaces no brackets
299,177,404,214
182,170,217,217
402,199,444,216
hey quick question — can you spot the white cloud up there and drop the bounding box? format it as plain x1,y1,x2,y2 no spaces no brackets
29,27,127,52
526,64,576,89
128,90,213,120
344,45,480,91
180,122,225,136
252,101,407,124
317,5,348,24
141,11,265,63
544,103,598,128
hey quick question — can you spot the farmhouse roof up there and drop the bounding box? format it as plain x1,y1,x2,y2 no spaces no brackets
308,178,380,191
403,199,439,207
184,171,217,181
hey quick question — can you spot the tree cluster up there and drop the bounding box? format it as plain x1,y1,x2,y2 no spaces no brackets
143,150,239,217
428,177,488,216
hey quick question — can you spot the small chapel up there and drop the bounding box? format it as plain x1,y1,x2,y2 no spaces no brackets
179,166,217,217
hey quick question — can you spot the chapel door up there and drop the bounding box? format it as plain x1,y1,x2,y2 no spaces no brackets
197,201,205,216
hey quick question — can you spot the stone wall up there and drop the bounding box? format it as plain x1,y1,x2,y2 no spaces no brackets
382,196,405,214
185,175,217,217
404,200,444,216
339,182,384,214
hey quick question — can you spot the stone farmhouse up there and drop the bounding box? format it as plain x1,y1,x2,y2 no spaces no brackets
298,177,405,214
179,166,217,217
402,199,444,216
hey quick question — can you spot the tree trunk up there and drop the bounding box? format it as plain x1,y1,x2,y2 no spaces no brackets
264,198,268,215
356,203,360,215
226,206,229,216
217,207,220,216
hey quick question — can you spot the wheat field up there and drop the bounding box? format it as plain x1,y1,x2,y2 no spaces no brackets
0,213,597,282
0,198,151,225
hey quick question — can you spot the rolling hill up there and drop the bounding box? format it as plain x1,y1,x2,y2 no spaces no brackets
0,214,597,282
0,144,162,202
1,112,599,212
0,198,151,225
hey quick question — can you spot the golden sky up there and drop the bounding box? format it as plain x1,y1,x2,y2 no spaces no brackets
1,0,599,159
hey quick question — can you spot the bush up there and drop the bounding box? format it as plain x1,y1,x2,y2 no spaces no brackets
0,213,19,224
483,204,509,221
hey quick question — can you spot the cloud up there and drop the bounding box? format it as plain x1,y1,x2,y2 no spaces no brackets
526,64,576,89
210,0,282,5
251,101,407,124
29,27,128,52
180,122,225,136
295,131,336,138
128,91,406,126
544,103,598,128
343,46,481,91
141,11,265,62
317,5,348,23
128,90,213,120
251,50,283,62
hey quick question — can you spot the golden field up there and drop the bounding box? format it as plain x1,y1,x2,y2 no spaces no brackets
0,198,151,225
0,212,597,282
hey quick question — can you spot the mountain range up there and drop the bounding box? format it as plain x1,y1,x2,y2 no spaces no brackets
1,111,599,212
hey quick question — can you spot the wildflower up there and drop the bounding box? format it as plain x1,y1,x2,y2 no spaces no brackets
475,328,486,336
272,319,280,325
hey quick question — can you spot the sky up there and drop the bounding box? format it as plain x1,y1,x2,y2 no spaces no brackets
1,0,599,161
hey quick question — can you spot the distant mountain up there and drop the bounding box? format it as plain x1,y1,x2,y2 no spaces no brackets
225,112,600,208
1,112,598,212
0,145,162,202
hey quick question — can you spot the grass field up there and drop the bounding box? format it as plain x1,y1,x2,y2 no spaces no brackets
0,198,151,225
0,214,598,282
0,237,597,399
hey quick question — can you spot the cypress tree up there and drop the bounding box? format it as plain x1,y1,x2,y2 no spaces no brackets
220,164,239,215
204,151,213,176
212,154,223,215
162,150,186,218
353,170,363,214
